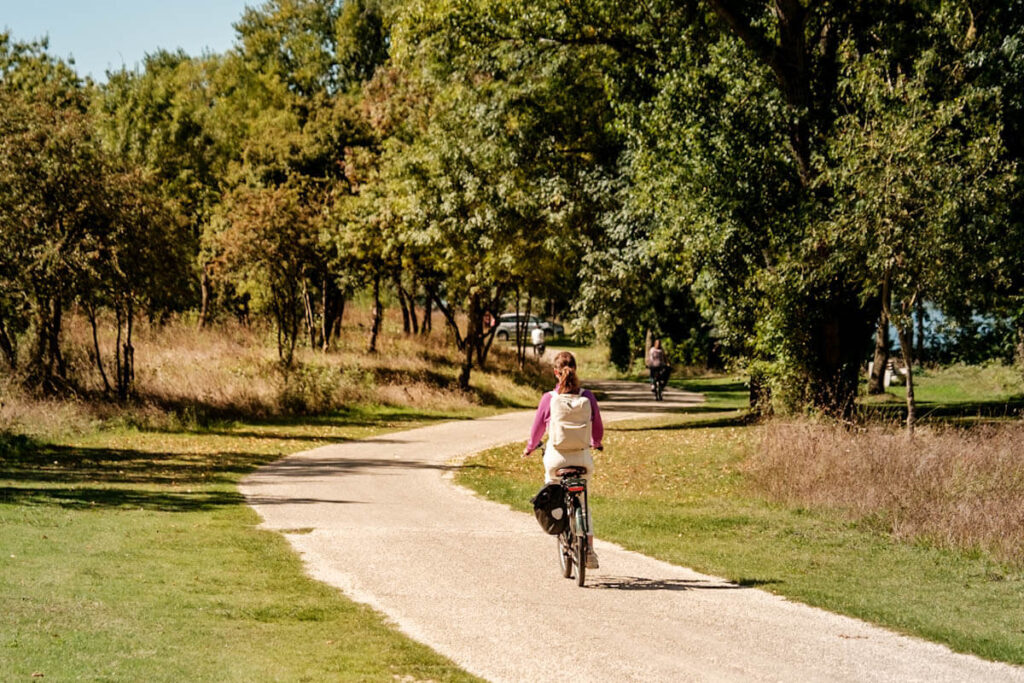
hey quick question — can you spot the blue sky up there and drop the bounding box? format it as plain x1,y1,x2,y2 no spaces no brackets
2,1,253,81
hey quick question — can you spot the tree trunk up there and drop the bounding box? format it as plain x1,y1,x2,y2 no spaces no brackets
286,282,299,367
896,323,916,434
1016,322,1024,374
458,292,482,390
367,272,382,354
515,289,532,370
868,311,890,395
0,316,16,369
86,303,111,394
433,293,465,351
115,304,123,395
421,284,433,334
118,299,135,401
476,288,503,369
30,303,48,380
396,280,411,334
302,281,317,350
321,278,344,353
272,297,285,362
807,288,877,419
333,297,344,340
50,296,66,380
321,277,332,352
915,299,926,365
28,295,65,392
868,275,892,396
198,263,212,329
748,367,772,415
401,278,413,333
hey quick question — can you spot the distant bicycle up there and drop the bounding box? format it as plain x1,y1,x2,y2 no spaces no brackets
652,366,670,401
554,466,590,587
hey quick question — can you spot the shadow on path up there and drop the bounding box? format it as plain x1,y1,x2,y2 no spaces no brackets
589,576,749,591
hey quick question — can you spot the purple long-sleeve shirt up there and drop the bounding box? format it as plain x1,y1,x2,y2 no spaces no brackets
526,388,604,453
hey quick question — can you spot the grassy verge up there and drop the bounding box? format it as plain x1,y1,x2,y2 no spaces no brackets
1,308,547,679
860,363,1024,422
456,408,1024,665
1,408,484,681
672,375,750,411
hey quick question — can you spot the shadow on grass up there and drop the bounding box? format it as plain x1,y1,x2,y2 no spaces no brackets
0,485,364,511
0,486,249,511
0,435,277,487
184,430,355,442
857,397,1024,423
674,380,748,394
612,413,751,432
0,429,477,511
152,404,469,433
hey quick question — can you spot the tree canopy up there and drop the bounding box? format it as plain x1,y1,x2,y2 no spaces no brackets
1,0,1021,416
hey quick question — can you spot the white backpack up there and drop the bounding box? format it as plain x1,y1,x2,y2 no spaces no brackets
549,391,592,452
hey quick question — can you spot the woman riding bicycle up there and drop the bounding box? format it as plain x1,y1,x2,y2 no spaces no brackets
522,351,604,568
647,338,668,393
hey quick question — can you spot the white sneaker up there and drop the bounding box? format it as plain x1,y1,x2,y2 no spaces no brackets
586,549,600,569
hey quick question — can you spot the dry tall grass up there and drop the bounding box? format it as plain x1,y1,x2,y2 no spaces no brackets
0,306,548,437
749,421,1024,566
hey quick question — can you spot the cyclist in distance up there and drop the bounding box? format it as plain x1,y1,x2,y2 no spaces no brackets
522,351,604,568
646,338,668,393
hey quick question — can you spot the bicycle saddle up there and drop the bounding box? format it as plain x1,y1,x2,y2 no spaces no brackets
555,466,588,477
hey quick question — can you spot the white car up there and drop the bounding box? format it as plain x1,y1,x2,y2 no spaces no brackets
494,314,564,341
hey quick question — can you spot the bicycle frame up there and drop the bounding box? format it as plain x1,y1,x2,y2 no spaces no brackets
557,472,590,586
562,476,589,538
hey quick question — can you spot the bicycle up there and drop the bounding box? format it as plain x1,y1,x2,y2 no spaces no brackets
554,466,590,587
651,366,670,402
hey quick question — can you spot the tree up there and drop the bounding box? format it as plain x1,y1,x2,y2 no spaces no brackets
375,0,626,386
1,35,187,396
211,183,321,365
822,45,1013,430
95,51,231,321
211,0,388,352
0,89,107,390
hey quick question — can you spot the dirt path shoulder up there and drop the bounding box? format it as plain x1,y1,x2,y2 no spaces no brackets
241,381,1024,682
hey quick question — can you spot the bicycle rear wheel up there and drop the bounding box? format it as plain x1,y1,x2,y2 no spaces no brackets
558,530,573,578
575,534,587,586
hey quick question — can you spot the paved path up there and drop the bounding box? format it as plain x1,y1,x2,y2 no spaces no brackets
241,381,1024,682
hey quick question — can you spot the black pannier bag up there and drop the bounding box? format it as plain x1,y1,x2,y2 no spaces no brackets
530,483,568,535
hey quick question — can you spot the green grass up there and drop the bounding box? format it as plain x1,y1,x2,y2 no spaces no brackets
456,409,1024,665
671,375,750,411
904,363,1024,405
861,362,1024,422
544,342,624,382
1,407,483,681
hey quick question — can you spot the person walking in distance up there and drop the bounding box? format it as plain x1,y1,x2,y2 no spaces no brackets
530,325,546,357
522,351,604,568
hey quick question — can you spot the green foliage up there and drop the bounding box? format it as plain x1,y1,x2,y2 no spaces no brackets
3,0,1024,410
0,39,187,394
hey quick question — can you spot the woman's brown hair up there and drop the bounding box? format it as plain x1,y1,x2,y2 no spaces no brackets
553,351,580,394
